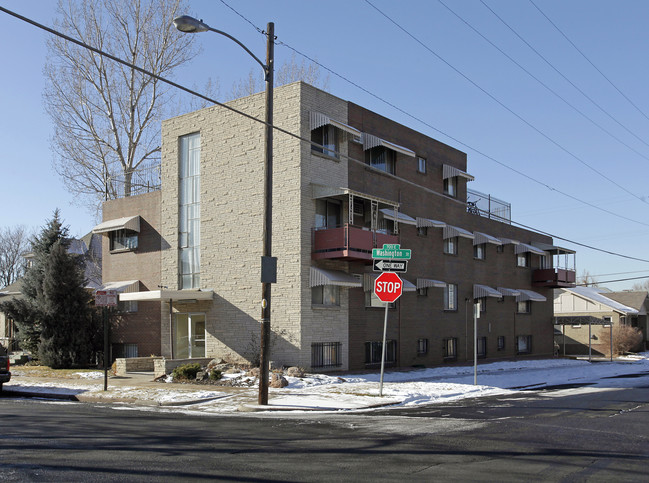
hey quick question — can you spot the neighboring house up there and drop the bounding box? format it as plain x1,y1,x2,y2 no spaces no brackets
605,291,649,350
554,286,639,356
95,82,576,371
0,233,102,353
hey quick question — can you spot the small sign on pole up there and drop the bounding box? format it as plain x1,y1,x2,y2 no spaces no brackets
95,290,118,307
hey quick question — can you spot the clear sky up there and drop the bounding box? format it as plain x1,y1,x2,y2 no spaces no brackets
1,0,649,290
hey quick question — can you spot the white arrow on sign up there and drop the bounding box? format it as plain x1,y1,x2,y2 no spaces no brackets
373,259,408,272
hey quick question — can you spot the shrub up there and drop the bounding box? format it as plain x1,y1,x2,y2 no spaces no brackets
172,363,202,380
209,369,222,381
600,324,643,356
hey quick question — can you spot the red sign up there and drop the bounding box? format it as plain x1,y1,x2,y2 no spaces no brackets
95,290,118,307
374,272,403,303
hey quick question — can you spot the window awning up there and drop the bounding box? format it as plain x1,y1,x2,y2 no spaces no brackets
443,225,475,240
417,278,447,289
497,287,521,297
416,217,446,229
92,215,140,234
362,133,416,158
516,289,547,302
363,273,417,292
531,242,576,255
515,243,546,256
379,208,417,226
474,232,503,246
499,238,520,245
96,280,140,294
120,289,214,302
309,267,361,288
310,111,361,137
474,284,503,299
443,164,475,181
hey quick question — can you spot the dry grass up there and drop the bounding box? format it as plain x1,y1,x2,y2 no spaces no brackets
10,365,102,379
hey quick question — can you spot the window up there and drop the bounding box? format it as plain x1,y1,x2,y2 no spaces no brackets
365,291,395,308
444,283,457,311
517,300,531,314
443,337,458,360
179,133,201,289
444,237,457,255
417,287,428,297
365,340,396,364
417,226,428,237
516,335,532,354
444,177,457,197
118,300,138,313
497,336,505,351
311,342,342,368
477,337,487,358
417,338,428,355
497,245,504,253
312,285,340,306
603,316,612,327
474,243,485,260
366,146,396,174
315,199,342,229
112,343,138,359
172,313,206,358
417,157,426,174
311,124,338,158
517,252,529,268
477,297,487,313
110,229,138,251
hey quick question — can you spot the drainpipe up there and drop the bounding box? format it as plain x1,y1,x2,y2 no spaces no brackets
169,299,174,359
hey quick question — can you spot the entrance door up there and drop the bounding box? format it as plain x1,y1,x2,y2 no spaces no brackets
173,313,206,358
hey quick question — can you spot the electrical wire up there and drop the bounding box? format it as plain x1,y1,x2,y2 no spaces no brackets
3,5,649,266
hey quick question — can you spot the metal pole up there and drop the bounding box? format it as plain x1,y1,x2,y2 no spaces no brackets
103,307,109,391
610,323,613,361
588,321,592,362
379,302,389,397
258,22,274,406
473,302,478,385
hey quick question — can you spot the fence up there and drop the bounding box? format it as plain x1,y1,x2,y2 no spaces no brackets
467,188,511,224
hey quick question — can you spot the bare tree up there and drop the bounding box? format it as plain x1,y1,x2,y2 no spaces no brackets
631,279,649,292
0,225,31,288
43,0,198,207
227,53,330,100
578,270,598,287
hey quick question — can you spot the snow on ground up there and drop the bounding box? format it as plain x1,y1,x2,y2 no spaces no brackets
6,354,649,413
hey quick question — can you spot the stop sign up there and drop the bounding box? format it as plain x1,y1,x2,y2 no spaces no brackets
374,272,403,303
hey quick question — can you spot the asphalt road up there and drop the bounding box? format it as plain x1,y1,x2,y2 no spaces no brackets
1,374,648,482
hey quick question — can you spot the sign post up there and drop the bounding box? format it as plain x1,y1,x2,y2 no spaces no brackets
374,272,403,396
95,290,117,391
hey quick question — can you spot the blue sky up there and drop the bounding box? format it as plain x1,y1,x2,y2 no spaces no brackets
1,0,649,290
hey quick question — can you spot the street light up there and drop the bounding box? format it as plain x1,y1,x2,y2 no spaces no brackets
174,15,276,405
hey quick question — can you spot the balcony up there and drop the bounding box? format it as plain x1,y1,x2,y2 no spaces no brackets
312,224,398,261
532,268,576,288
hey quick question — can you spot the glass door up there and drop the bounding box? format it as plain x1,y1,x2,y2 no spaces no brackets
173,313,206,358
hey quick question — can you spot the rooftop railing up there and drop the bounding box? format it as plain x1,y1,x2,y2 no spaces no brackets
467,188,511,224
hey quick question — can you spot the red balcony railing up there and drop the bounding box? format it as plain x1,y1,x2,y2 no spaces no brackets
312,224,398,261
532,268,576,288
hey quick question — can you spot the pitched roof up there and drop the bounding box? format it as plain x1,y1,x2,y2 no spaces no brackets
605,291,649,314
567,286,639,315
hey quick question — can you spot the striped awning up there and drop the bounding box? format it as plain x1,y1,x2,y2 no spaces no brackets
516,289,547,302
500,238,520,245
443,164,475,181
92,215,140,234
363,133,416,157
416,217,446,229
380,208,417,226
474,284,503,299
417,278,447,289
474,232,503,246
443,225,475,240
531,242,576,255
363,273,417,292
515,243,546,256
309,267,361,288
96,280,140,294
497,287,521,297
310,111,361,137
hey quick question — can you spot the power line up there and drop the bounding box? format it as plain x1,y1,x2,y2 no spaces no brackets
4,5,649,266
575,275,649,286
364,0,649,207
437,0,649,165
529,0,649,124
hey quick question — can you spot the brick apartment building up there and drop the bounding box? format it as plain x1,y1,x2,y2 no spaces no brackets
94,82,576,371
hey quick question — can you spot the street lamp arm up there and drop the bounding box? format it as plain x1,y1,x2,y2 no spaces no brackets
173,15,269,77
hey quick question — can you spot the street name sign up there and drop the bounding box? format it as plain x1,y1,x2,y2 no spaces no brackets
372,243,411,260
374,272,403,303
373,259,408,272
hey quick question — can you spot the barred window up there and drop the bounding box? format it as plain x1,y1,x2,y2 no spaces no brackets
365,340,396,364
311,342,342,368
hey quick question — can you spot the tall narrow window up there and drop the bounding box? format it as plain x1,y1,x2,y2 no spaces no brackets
444,283,457,311
179,133,201,289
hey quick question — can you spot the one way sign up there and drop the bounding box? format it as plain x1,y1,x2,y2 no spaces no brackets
373,259,408,272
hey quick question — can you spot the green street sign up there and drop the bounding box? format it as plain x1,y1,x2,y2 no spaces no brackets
372,243,411,260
